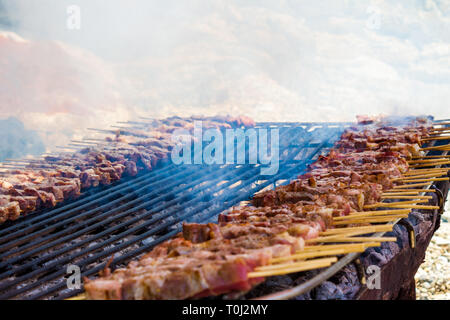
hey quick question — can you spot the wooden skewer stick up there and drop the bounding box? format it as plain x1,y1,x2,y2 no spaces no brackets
402,172,449,178
318,225,392,238
392,174,442,181
412,154,450,158
367,200,427,207
392,182,434,188
363,200,427,209
394,173,447,180
331,214,409,225
420,144,450,151
308,234,398,243
407,158,450,164
312,220,404,240
248,257,337,278
411,155,450,159
409,159,450,164
408,168,449,171
381,195,432,200
320,225,393,236
428,135,450,139
385,188,435,192
402,174,447,180
265,245,369,266
66,293,87,300
402,175,447,180
406,168,448,174
335,209,411,218
306,228,390,243
430,126,450,130
398,177,449,183
331,214,408,225
333,213,399,221
382,192,422,196
268,247,364,265
428,123,450,127
433,121,450,125
404,169,448,175
421,136,450,141
429,132,450,137
303,242,381,251
382,204,439,210
328,236,397,243
348,209,411,214
429,130,450,135
406,170,448,175
428,133,450,138
410,161,450,168
407,166,448,170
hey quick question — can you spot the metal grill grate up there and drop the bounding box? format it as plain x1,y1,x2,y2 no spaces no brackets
0,122,351,299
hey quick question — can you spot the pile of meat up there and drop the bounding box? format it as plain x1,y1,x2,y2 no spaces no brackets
84,116,433,300
0,115,255,223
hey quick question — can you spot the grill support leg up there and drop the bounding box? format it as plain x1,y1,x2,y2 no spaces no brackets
357,180,449,300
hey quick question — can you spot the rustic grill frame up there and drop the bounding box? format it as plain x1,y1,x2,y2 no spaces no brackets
255,125,450,300
0,119,446,300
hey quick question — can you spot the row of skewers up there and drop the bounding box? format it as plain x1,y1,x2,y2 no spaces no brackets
0,116,255,223
78,115,449,300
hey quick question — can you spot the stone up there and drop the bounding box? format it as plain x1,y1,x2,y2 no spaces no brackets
434,236,450,246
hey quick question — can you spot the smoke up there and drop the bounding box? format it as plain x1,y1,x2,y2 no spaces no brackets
0,117,45,161
0,30,138,150
1,0,450,154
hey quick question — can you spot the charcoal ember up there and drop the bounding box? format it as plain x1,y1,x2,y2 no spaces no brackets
290,270,321,300
414,220,433,237
392,224,409,249
334,264,361,298
293,291,312,300
382,240,400,258
408,211,427,226
377,230,401,261
294,264,361,300
244,275,294,298
381,247,395,261
361,248,388,267
293,292,313,300
264,275,295,289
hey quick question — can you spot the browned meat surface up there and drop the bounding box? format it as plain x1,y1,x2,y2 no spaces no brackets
84,115,434,300
0,115,255,223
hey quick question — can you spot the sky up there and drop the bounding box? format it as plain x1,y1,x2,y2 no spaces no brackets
0,0,450,151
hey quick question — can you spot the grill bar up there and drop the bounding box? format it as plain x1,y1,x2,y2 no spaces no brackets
27,133,336,300
0,123,345,299
0,166,211,261
0,163,177,239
